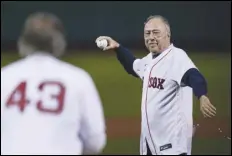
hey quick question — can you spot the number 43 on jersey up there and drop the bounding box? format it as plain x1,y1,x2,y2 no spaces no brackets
5,81,66,114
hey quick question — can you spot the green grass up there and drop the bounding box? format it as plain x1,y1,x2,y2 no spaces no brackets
192,138,231,155
102,138,140,155
1,51,231,154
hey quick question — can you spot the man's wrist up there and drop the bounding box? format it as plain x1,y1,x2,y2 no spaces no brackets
115,43,120,49
116,43,120,48
199,95,207,100
115,44,123,52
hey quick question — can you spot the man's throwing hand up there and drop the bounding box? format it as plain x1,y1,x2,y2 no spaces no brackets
95,36,120,51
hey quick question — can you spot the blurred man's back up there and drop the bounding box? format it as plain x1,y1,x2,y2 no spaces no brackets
1,12,106,155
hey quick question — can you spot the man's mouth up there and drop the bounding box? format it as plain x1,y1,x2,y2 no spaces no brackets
149,43,157,46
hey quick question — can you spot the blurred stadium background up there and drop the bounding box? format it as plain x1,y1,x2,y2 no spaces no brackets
1,1,231,154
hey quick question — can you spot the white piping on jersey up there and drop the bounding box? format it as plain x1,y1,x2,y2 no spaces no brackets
144,49,173,155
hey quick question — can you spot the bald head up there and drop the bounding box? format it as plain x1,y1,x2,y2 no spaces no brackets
18,12,66,57
144,15,171,53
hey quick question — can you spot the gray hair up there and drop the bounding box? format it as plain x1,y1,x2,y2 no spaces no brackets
18,12,67,57
144,15,171,38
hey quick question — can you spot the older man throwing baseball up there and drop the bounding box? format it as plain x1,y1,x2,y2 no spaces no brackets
96,15,216,155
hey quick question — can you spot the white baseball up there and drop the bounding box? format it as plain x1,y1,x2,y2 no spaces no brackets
96,39,108,49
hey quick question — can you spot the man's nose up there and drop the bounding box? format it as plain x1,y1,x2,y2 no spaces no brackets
149,33,156,39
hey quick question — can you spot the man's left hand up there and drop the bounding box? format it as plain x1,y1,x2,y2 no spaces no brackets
199,95,216,118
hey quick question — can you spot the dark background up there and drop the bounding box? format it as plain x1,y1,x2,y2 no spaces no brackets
1,1,231,52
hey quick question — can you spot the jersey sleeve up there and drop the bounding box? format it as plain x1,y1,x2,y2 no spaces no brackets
79,72,106,154
133,57,149,80
133,59,143,79
171,51,198,86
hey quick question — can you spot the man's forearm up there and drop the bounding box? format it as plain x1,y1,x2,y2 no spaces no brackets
181,68,207,99
115,45,138,77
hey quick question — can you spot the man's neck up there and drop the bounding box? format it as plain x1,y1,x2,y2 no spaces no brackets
151,43,172,59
